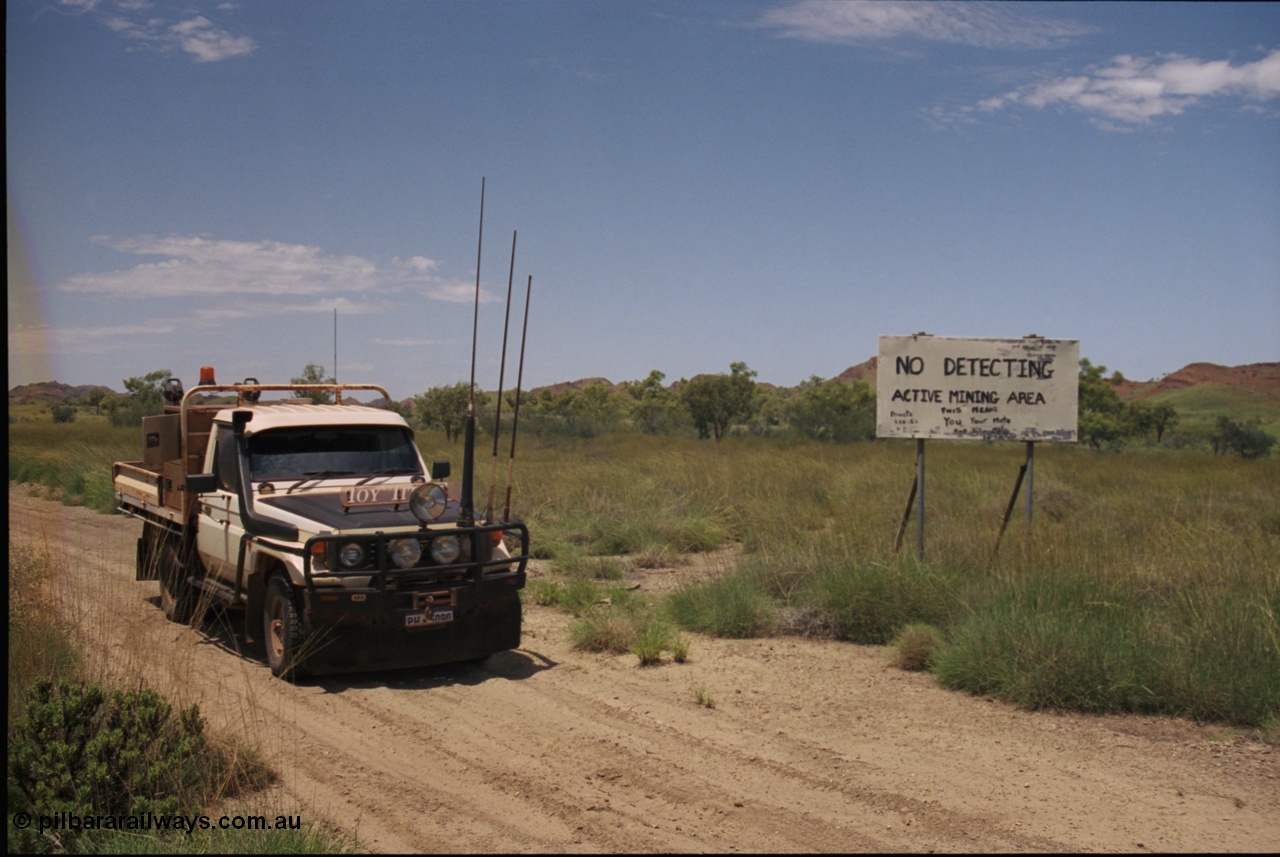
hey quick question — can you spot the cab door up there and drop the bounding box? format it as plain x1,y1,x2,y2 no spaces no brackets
196,425,246,585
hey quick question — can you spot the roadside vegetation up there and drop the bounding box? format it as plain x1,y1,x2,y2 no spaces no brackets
7,544,359,852
9,359,1278,741
506,433,1278,732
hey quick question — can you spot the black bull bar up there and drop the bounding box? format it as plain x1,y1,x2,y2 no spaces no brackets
293,521,528,674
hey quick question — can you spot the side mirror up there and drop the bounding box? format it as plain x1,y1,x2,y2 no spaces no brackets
431,460,451,480
186,473,218,495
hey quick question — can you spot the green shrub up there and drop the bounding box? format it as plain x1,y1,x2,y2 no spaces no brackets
8,680,208,853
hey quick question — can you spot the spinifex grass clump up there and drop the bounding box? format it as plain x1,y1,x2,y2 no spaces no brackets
664,568,776,639
933,567,1280,726
933,576,1159,713
793,555,960,645
565,580,688,665
891,623,945,671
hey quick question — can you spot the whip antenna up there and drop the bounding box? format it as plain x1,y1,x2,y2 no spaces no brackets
502,274,534,523
461,177,484,525
486,230,517,520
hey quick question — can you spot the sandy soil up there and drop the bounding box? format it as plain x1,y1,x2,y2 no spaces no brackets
10,484,1279,853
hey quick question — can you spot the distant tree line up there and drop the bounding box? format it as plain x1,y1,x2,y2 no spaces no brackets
412,361,877,445
35,361,1276,459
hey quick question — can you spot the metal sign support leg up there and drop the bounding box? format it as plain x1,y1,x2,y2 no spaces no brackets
1024,441,1035,563
916,438,926,560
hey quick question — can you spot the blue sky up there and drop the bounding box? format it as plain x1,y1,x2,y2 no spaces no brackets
8,1,1279,401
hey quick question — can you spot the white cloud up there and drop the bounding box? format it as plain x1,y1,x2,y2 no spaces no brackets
966,49,1280,127
60,0,256,62
65,236,382,297
170,15,256,62
61,234,496,308
758,0,1093,50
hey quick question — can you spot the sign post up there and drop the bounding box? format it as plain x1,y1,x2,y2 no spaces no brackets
916,438,926,559
876,335,1079,559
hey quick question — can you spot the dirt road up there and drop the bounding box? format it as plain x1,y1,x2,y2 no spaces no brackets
10,485,1278,853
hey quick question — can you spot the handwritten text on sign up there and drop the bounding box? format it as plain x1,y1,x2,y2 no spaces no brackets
876,336,1079,442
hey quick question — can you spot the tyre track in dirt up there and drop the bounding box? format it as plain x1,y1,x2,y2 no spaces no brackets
10,485,1280,853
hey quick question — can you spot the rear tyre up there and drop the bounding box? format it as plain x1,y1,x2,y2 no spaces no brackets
158,537,196,625
264,576,309,680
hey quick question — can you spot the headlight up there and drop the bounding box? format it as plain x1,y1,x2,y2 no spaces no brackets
430,535,461,565
388,537,423,569
411,483,449,523
338,542,367,569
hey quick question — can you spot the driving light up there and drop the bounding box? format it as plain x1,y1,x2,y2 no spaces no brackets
411,483,449,523
338,541,367,569
389,537,423,569
430,535,462,565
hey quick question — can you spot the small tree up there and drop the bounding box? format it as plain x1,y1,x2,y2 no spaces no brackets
1211,416,1276,460
81,387,108,415
621,370,687,435
1077,358,1126,449
1121,400,1180,445
292,363,335,404
111,369,172,427
680,362,759,441
414,382,472,442
51,404,76,424
1150,402,1179,444
523,383,623,438
785,376,875,442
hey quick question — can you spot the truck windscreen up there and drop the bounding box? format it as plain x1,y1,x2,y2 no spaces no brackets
246,426,421,481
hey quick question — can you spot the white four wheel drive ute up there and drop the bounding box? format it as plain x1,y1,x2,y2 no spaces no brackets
112,371,529,680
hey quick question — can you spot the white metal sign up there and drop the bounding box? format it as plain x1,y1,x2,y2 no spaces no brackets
876,335,1079,442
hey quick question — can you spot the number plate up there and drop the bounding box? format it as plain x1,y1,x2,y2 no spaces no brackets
405,609,453,628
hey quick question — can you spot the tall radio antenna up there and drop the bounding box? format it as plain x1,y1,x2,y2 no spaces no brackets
486,230,517,521
460,177,484,525
502,274,534,524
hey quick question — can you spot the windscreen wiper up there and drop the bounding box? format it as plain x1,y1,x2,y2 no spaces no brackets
352,467,421,487
286,470,355,494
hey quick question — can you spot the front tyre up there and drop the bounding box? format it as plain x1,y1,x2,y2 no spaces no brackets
264,576,309,680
